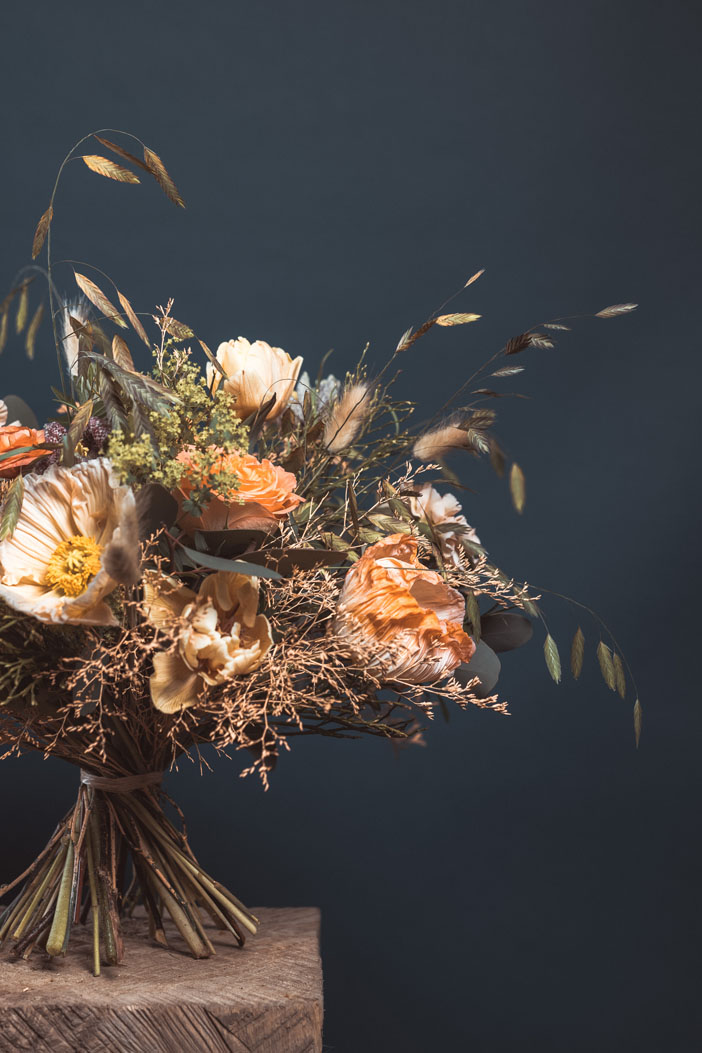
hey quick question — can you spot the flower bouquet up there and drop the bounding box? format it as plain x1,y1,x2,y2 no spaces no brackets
0,131,639,974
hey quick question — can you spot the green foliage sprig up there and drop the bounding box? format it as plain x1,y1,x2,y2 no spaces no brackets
107,344,248,514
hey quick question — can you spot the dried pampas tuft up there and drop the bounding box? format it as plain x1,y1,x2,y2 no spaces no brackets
324,382,371,453
412,425,469,462
103,501,141,586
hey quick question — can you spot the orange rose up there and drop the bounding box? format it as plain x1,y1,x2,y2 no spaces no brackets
0,426,47,479
334,533,475,684
176,447,304,531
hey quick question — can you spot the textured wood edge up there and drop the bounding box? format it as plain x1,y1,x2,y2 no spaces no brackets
0,907,322,1053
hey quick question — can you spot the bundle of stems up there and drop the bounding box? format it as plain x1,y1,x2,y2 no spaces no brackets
0,766,257,975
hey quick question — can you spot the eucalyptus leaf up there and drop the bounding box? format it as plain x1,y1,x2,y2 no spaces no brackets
0,444,50,464
480,611,533,653
455,642,501,697
135,483,179,539
180,545,282,580
1,395,39,429
240,547,348,576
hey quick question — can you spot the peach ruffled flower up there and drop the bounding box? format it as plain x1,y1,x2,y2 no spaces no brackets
0,425,47,478
408,484,481,565
176,447,304,531
144,571,273,713
207,337,303,422
333,533,475,684
0,458,138,625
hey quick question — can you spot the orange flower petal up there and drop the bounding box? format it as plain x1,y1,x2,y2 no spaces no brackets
334,533,475,684
0,425,46,478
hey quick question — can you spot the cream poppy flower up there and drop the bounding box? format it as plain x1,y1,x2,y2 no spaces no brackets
206,337,303,421
0,458,138,625
145,571,273,713
409,484,481,565
334,533,475,684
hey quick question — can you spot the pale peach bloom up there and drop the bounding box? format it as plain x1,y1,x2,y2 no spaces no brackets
334,533,475,684
0,425,47,478
0,458,138,625
176,447,304,532
145,571,273,713
408,484,481,565
207,337,303,421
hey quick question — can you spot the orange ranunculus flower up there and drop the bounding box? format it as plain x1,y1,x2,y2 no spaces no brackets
176,447,304,531
334,533,475,684
0,426,47,479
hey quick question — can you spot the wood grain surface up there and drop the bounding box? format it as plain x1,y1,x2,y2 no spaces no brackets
0,907,322,1053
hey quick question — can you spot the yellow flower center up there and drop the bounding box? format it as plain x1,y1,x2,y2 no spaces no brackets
45,535,103,597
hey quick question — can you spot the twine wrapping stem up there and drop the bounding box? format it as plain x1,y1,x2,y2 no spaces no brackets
79,770,162,793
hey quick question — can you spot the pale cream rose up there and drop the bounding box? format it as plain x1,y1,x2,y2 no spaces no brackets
0,458,138,625
207,337,303,421
333,533,475,684
409,484,481,565
145,571,273,713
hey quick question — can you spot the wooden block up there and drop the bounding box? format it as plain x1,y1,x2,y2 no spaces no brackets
0,907,322,1053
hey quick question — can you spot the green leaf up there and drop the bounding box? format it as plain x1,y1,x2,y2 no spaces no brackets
111,334,135,372
489,439,506,478
15,281,29,335
346,479,360,539
596,641,616,690
633,698,642,749
387,496,414,522
180,545,282,580
570,626,585,679
64,399,94,466
198,339,226,377
465,590,481,642
25,302,44,361
544,633,561,683
612,652,626,698
0,444,48,464
368,513,405,534
460,536,488,558
98,371,127,432
74,272,127,328
509,462,526,513
0,475,24,540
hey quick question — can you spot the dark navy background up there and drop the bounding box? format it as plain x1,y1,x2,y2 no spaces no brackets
1,2,700,1050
